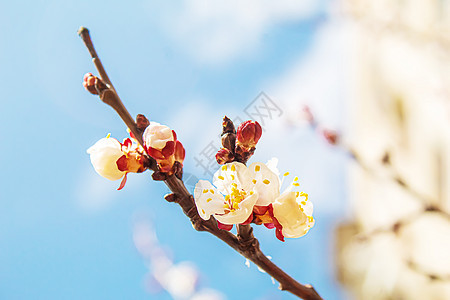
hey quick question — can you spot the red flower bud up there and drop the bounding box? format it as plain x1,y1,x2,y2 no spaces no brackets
221,132,236,152
236,120,262,149
83,73,108,95
215,148,235,165
83,73,98,95
322,129,339,145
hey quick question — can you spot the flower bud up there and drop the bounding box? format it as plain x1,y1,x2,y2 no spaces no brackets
215,148,235,165
236,120,262,149
136,114,150,132
222,116,236,134
83,73,108,95
143,122,185,174
87,137,127,180
87,135,147,191
143,122,175,152
221,132,236,152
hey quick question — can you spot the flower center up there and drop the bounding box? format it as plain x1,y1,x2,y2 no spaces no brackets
223,184,250,212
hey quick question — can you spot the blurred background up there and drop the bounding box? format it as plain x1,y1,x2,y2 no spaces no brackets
1,0,449,299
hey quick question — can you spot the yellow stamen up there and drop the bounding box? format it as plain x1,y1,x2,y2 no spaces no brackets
284,172,290,176
300,192,309,201
295,191,300,198
218,176,225,180
293,182,300,187
231,165,236,172
231,175,235,180
255,165,260,172
106,133,111,138
263,179,270,185
294,176,299,181
203,189,208,194
308,216,314,222
301,201,306,205
252,179,257,184
207,198,212,202
222,165,227,171
201,209,205,215
231,183,237,188
209,189,215,194
223,186,248,212
249,191,254,195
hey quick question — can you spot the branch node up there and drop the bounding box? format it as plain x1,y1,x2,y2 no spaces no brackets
164,193,179,203
152,170,167,181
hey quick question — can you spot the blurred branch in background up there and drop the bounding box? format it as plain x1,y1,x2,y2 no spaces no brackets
300,1,450,298
302,103,450,298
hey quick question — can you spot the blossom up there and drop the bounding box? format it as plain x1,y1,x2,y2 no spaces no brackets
143,122,185,173
272,190,314,238
193,161,280,225
258,158,315,240
194,159,314,240
87,134,147,190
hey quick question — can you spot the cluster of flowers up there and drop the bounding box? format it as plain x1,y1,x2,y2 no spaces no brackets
87,113,313,241
87,116,185,190
196,118,314,241
194,159,314,241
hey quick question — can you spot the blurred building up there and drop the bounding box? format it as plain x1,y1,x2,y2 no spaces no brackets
337,0,450,299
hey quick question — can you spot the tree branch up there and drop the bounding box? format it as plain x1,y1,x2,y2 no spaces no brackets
79,27,323,300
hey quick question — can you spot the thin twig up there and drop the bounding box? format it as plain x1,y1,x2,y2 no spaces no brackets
78,27,148,151
79,27,323,300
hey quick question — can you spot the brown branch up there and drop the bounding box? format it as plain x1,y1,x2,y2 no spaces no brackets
78,27,323,300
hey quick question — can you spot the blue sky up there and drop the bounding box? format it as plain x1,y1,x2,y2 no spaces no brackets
0,1,350,299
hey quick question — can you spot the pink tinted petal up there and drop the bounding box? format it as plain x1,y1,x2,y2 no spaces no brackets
253,205,269,215
268,204,285,242
122,138,132,149
161,140,175,157
275,228,285,242
117,173,128,190
116,155,128,172
174,141,185,162
172,130,177,141
217,221,233,231
241,213,254,225
148,147,165,160
264,223,275,229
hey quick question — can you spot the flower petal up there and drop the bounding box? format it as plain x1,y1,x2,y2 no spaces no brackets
272,191,314,238
248,162,280,206
194,180,225,220
213,162,251,193
87,137,126,181
215,191,258,225
265,157,280,177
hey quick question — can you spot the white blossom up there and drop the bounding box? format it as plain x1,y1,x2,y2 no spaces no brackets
87,136,125,181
